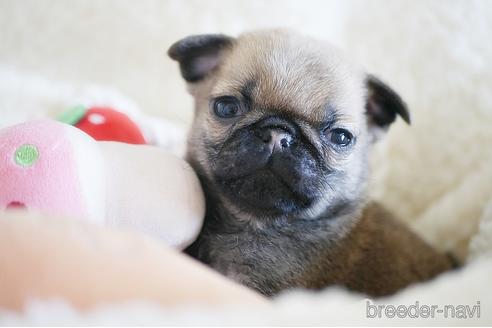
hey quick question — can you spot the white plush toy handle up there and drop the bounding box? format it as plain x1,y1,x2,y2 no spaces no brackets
100,142,205,250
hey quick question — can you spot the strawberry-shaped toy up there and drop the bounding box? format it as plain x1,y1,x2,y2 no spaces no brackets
59,105,147,144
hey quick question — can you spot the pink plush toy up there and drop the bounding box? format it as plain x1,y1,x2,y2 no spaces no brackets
0,120,205,250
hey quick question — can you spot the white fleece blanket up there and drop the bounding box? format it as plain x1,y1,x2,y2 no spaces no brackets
1,0,491,325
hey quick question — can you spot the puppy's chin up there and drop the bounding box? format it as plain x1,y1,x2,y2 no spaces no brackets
215,168,317,217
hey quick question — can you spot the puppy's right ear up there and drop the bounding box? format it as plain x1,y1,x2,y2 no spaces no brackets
168,34,234,83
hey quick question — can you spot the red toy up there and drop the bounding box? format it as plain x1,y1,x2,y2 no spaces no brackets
59,105,147,145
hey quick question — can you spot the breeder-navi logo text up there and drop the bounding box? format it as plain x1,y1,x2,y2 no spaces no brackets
366,300,481,319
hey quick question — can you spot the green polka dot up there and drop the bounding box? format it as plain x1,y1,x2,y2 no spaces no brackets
15,144,39,167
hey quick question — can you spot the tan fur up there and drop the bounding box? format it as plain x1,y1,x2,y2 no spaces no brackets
303,203,453,297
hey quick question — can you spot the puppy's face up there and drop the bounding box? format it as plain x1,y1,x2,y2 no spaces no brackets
169,30,409,221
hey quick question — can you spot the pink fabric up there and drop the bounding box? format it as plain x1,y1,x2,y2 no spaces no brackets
0,120,86,218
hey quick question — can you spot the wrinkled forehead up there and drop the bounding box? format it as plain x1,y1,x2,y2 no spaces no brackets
212,32,367,125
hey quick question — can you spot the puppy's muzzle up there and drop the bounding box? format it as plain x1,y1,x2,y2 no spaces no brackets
211,115,322,215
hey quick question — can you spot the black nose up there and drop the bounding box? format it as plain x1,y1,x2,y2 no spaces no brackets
255,117,296,152
257,128,293,151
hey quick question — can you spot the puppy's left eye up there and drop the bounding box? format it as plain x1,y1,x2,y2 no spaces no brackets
213,97,241,119
330,128,353,147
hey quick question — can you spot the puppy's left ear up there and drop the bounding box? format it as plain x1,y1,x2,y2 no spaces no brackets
168,34,235,83
365,75,410,132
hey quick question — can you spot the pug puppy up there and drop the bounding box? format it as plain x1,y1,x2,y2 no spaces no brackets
168,29,454,297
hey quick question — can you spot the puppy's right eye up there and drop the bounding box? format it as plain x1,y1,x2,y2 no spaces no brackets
213,97,241,119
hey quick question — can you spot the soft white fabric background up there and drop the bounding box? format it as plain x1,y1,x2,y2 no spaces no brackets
1,0,492,324
0,0,349,123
